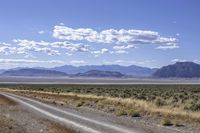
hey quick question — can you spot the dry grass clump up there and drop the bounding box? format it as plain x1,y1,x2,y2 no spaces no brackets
174,120,184,127
116,109,127,116
161,118,173,126
76,101,85,107
127,109,140,117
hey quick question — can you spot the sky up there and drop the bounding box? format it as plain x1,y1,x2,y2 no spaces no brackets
0,0,200,69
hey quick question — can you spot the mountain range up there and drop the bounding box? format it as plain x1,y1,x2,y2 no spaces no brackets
1,62,200,78
75,70,125,78
1,68,67,77
51,64,156,76
1,64,152,77
153,62,200,78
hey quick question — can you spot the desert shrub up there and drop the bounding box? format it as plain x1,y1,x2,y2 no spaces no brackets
155,98,165,107
76,101,85,107
174,120,183,127
116,110,127,116
52,101,56,105
172,96,179,103
127,109,140,117
189,103,200,111
161,119,173,126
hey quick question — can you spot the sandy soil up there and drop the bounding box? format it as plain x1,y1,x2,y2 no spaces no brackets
0,94,17,105
0,94,77,133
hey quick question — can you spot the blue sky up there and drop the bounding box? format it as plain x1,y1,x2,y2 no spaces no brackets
0,0,199,69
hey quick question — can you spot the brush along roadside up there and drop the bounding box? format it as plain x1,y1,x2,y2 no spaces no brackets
2,88,200,127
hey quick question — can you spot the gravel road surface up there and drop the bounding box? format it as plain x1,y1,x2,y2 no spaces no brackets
2,93,145,133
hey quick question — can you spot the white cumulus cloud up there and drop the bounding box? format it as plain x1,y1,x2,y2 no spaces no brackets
113,45,135,50
156,44,179,50
13,39,61,56
0,59,64,65
104,59,155,66
51,41,90,52
70,60,86,65
91,48,109,54
38,30,45,34
53,25,178,46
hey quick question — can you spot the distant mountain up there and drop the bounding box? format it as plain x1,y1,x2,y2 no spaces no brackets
52,65,80,74
52,65,156,76
0,69,5,74
1,68,68,77
153,62,200,78
75,70,125,78
0,64,157,77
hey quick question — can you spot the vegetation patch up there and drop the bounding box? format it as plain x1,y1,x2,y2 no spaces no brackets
76,101,85,107
1,84,200,125
189,103,200,111
161,119,173,126
116,109,127,116
127,109,140,117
